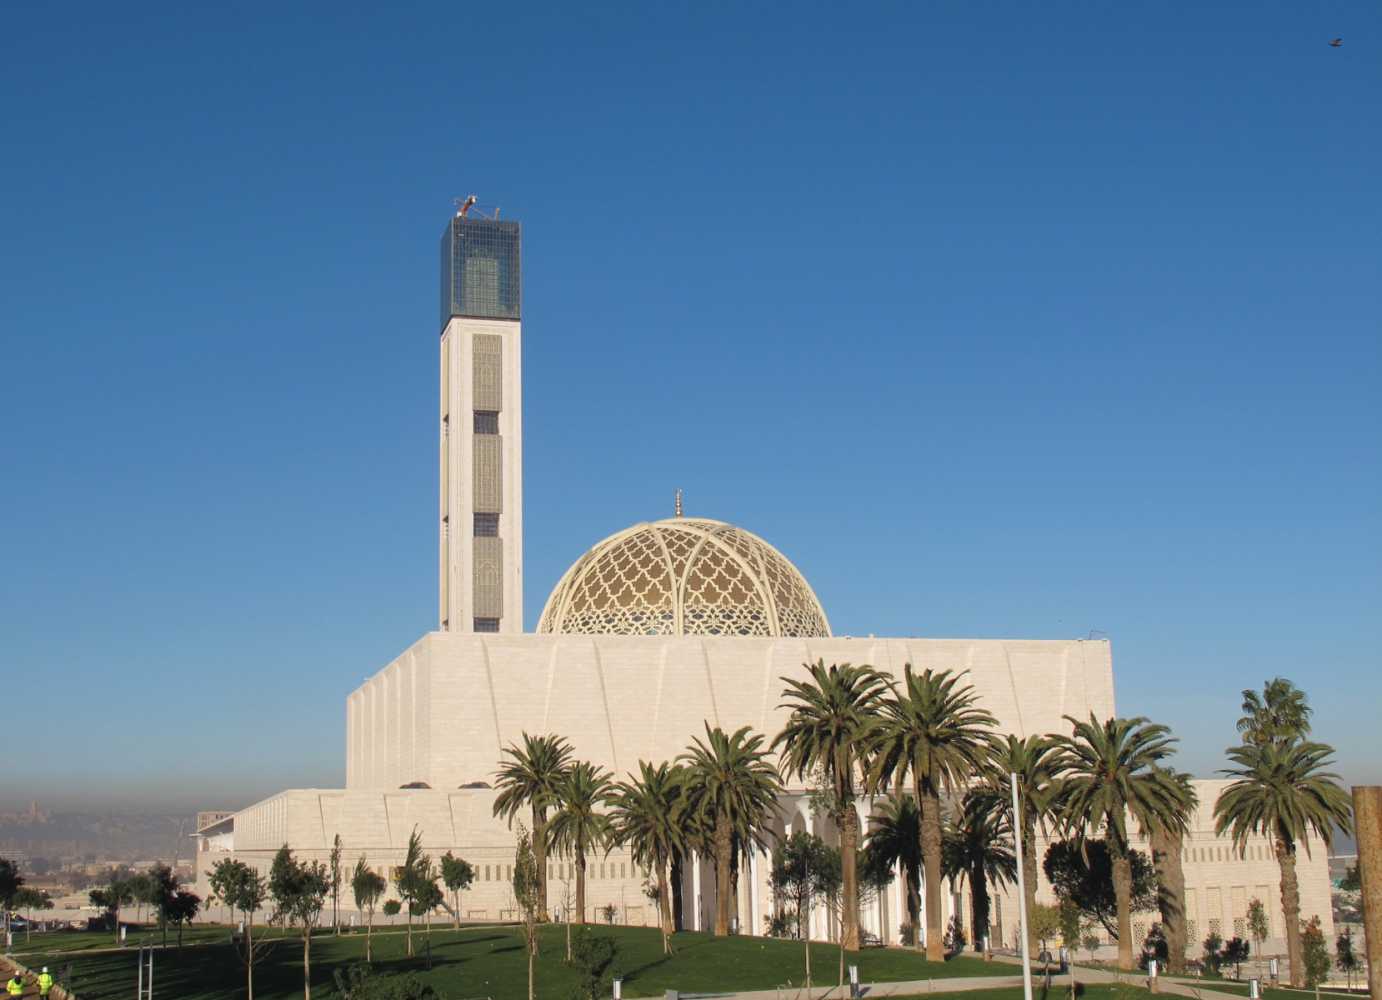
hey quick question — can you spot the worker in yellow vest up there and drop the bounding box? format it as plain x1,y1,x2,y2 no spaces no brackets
37,968,54,998
4,971,24,997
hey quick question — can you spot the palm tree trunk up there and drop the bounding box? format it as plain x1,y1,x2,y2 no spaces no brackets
1023,821,1039,957
919,782,944,961
840,804,861,951
406,905,413,957
970,866,989,952
715,813,734,936
576,850,587,924
1152,826,1189,974
1276,837,1304,988
533,805,550,921
366,908,373,962
1111,848,1134,970
658,860,674,954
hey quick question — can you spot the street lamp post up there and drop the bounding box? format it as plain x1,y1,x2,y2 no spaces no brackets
1011,773,1034,1000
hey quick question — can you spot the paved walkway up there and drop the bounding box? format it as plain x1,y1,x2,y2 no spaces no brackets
671,971,1074,1000
666,962,1267,1000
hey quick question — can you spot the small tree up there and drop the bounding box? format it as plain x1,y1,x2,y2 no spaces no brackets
514,824,543,1000
393,828,433,958
169,891,201,947
1247,899,1268,965
412,876,444,960
125,871,152,924
13,888,52,941
0,858,22,944
351,857,387,962
1139,923,1169,972
1059,898,1082,953
383,900,402,919
1335,926,1359,989
1301,917,1331,997
147,863,180,949
769,831,841,988
88,874,133,943
269,845,331,1000
1339,864,1360,892
1222,937,1251,979
1203,930,1225,977
1030,903,1063,956
210,858,270,1000
439,852,475,930
566,926,619,1000
329,834,344,935
1082,930,1101,963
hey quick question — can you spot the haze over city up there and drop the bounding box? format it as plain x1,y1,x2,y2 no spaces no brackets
3,0,1379,820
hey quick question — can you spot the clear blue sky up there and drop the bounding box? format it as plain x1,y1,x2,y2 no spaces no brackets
2,2,1378,813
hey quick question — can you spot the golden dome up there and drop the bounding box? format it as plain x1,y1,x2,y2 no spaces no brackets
537,518,831,638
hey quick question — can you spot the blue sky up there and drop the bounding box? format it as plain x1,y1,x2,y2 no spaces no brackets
2,2,1378,812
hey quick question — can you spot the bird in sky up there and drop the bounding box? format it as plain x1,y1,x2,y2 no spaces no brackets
1329,37,1343,47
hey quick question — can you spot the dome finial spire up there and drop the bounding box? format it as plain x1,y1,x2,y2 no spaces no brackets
674,489,683,518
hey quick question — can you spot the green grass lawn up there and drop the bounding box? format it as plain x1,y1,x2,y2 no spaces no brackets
22,924,1006,1000
10,922,299,955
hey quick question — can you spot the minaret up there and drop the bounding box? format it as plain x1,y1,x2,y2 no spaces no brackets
438,204,523,633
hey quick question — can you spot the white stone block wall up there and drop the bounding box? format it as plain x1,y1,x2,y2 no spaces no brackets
346,633,1116,792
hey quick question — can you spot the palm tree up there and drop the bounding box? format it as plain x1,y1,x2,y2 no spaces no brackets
1237,678,1312,747
1051,714,1183,971
609,761,686,954
679,724,782,936
866,666,996,960
350,857,386,962
1145,768,1198,974
979,733,1062,956
772,660,890,952
493,732,574,922
941,791,1016,952
865,794,922,942
546,760,615,926
1213,739,1353,987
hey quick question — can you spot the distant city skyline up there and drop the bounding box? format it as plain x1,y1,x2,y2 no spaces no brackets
2,1,1378,814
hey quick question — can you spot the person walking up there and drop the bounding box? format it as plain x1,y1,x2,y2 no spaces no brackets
36,968,53,998
4,971,24,997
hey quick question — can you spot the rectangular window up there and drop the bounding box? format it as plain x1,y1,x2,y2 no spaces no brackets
474,513,499,537
474,410,499,434
474,617,500,632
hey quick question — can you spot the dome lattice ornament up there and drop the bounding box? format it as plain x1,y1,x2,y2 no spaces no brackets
538,518,831,638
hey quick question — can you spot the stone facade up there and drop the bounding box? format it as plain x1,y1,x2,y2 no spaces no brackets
345,632,1116,791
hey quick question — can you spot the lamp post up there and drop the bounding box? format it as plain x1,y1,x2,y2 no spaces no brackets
1011,773,1034,1000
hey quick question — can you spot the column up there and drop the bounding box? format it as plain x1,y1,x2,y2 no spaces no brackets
893,859,905,945
692,852,702,932
750,848,761,937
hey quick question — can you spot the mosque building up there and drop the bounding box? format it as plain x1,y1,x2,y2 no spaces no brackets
194,208,1332,955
